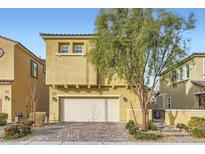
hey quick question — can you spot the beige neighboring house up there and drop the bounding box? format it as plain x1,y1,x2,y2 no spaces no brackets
157,53,205,112
0,35,49,122
40,33,147,123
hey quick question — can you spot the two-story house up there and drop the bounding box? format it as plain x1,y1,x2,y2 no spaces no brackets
0,35,49,122
157,53,205,111
40,33,143,123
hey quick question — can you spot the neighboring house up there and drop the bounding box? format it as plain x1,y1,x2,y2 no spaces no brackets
156,53,205,111
40,33,143,123
0,35,49,122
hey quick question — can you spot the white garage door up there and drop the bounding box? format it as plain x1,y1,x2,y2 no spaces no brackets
60,98,119,122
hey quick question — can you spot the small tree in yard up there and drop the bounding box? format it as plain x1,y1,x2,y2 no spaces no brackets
89,9,195,130
26,79,44,123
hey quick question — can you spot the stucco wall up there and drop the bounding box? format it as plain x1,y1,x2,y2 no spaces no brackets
44,37,126,86
165,109,205,125
191,57,205,80
11,45,49,121
127,109,152,124
158,56,205,110
0,84,12,122
0,38,15,80
45,38,97,85
49,86,142,123
157,80,197,109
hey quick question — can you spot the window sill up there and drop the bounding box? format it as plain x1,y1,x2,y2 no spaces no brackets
56,53,85,56
176,78,190,84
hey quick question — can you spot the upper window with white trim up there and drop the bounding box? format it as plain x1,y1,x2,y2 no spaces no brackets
167,97,171,109
31,60,38,79
178,67,183,81
59,44,70,53
203,59,205,77
73,44,84,54
185,64,190,79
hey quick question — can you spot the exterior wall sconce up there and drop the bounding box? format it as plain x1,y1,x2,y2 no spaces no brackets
123,96,128,103
5,96,10,101
52,96,57,102
52,92,57,102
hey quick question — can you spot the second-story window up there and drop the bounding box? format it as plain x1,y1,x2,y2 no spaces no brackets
186,64,190,79
178,67,183,81
73,44,83,54
171,70,177,84
60,44,69,53
31,60,38,79
203,59,205,77
167,97,172,109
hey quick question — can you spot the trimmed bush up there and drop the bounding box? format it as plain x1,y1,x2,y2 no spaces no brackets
148,121,158,131
128,127,138,135
187,117,205,128
3,121,34,139
29,112,46,127
0,113,8,126
134,132,160,140
125,120,135,129
192,128,205,138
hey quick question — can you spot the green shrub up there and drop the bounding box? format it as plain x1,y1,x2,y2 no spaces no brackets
26,120,35,126
29,112,46,127
134,132,160,140
0,113,8,126
187,117,205,128
148,121,158,131
176,123,187,129
125,120,135,129
128,127,138,135
192,128,205,138
3,121,33,140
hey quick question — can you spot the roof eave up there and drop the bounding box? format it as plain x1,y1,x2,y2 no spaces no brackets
161,54,205,75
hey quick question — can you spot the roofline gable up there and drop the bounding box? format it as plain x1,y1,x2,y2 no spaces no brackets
0,35,45,66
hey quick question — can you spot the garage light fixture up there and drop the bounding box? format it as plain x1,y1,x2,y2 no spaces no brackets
52,96,57,102
5,96,10,101
123,96,128,103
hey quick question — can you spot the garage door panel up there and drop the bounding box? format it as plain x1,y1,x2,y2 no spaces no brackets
107,99,119,122
60,98,119,122
67,99,106,122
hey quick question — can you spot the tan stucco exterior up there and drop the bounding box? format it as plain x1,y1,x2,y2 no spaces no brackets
157,55,205,110
41,34,142,123
0,36,49,122
164,109,205,125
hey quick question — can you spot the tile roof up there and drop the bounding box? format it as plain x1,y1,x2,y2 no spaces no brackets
39,33,95,37
0,35,45,65
0,35,19,44
191,80,205,87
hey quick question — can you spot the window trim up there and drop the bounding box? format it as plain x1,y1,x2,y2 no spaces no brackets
171,70,177,84
167,97,172,109
203,59,205,79
59,44,70,53
185,63,190,79
73,44,83,54
178,67,183,81
30,60,38,79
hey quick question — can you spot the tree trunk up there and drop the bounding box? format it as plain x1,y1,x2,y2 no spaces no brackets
142,109,148,131
129,101,137,125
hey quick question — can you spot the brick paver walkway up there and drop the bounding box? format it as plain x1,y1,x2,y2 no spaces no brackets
29,122,130,142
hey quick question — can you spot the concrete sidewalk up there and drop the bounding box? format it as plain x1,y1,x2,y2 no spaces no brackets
1,141,205,145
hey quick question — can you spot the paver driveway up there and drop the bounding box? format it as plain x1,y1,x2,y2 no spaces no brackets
30,122,130,142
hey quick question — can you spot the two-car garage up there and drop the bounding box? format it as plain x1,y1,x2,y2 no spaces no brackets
59,97,120,122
